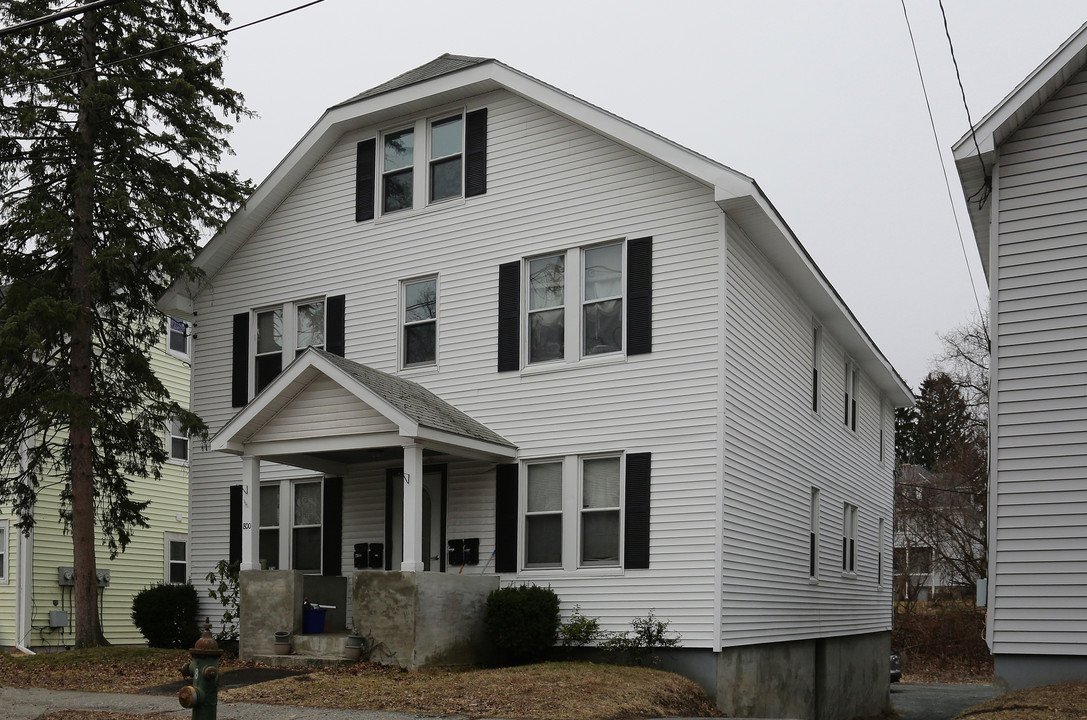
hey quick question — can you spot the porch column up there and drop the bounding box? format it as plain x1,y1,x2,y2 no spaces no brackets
401,441,424,572
240,455,260,571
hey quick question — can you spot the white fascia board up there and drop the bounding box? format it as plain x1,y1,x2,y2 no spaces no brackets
244,432,405,457
414,427,517,462
720,188,913,407
952,20,1087,160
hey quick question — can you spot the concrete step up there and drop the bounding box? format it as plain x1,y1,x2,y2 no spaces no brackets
250,652,355,669
292,632,350,656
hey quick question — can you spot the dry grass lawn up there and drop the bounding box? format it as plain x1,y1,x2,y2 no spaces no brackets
958,682,1087,720
223,661,720,719
2,648,720,720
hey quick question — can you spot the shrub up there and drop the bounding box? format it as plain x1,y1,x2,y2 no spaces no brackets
601,610,680,665
559,604,601,647
205,559,240,641
485,584,560,665
131,583,200,649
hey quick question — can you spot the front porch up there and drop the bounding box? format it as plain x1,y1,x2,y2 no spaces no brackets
213,349,517,667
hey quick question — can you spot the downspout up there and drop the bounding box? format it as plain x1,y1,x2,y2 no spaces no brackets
16,431,35,654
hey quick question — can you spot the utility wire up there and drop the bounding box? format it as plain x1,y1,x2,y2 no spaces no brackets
0,0,128,39
939,0,991,208
1,0,326,93
899,0,986,321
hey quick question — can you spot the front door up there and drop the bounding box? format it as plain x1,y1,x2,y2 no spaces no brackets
388,468,445,571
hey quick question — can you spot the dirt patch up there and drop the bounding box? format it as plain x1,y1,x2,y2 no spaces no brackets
223,661,722,720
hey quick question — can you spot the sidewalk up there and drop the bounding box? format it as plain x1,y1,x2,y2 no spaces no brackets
0,686,467,720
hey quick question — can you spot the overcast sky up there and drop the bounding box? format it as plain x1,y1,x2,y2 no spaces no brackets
215,0,1086,392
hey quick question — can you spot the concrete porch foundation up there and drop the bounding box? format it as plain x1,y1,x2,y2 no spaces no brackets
352,571,499,669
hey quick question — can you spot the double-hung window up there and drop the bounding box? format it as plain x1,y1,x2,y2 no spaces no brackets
259,484,281,570
292,481,322,573
429,115,463,202
164,533,187,584
255,308,283,394
878,518,885,586
383,127,414,213
811,324,822,413
524,241,627,366
842,503,858,574
527,254,565,363
167,418,188,463
843,360,857,432
580,456,621,566
402,277,438,367
525,462,563,568
253,299,326,395
168,317,189,358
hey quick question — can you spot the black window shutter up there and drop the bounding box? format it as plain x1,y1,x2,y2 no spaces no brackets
497,261,520,371
624,452,651,569
627,237,653,355
228,484,242,565
494,463,518,573
326,295,346,357
355,139,376,222
231,313,249,407
465,108,487,197
322,477,343,575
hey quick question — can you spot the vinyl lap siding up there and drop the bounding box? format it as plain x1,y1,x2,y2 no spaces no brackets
189,89,722,644
722,219,892,647
992,68,1087,656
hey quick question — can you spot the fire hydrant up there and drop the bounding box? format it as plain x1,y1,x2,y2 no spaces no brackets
178,617,223,720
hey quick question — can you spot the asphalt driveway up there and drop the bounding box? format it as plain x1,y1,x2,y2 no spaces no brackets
892,683,996,720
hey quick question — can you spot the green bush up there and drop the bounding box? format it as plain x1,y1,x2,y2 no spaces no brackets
131,583,200,649
559,604,601,647
601,610,680,666
485,584,560,665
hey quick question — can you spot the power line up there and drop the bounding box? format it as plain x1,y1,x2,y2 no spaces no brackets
0,0,128,39
1,0,326,93
898,0,986,321
939,0,991,208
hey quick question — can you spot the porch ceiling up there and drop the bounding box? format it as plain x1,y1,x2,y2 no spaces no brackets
210,348,517,471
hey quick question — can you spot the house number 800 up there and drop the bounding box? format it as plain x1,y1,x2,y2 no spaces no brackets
241,522,252,530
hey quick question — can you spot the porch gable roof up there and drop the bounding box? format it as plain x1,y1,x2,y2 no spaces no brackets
210,348,516,461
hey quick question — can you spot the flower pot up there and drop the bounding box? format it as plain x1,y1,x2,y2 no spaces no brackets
343,633,364,660
274,630,290,643
274,642,291,656
346,634,363,648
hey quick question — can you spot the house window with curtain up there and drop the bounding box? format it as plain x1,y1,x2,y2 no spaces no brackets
580,456,621,566
582,243,624,357
524,461,562,568
259,484,280,570
292,481,322,573
527,254,565,364
168,316,189,358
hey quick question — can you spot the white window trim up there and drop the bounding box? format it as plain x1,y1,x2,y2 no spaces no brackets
164,532,188,584
842,503,858,576
290,479,324,575
166,417,189,465
250,298,327,399
519,452,627,574
399,274,439,371
0,519,8,584
376,107,469,219
522,239,629,370
167,317,190,360
577,453,624,569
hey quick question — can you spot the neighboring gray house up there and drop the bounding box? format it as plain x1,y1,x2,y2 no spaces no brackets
954,22,1087,693
161,54,911,720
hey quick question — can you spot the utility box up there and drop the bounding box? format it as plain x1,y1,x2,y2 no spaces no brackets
49,610,68,628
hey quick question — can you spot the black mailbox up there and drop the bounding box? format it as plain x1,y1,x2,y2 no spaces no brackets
353,543,368,569
464,538,480,565
368,543,384,569
448,539,464,566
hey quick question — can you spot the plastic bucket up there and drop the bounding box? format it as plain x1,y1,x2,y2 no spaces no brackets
303,606,327,634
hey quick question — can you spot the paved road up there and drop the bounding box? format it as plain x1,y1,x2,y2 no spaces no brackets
0,686,459,720
891,683,996,720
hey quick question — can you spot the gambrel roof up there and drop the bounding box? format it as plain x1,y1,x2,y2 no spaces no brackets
954,21,1087,279
162,54,912,406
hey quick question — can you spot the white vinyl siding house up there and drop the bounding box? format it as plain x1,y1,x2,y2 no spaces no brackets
954,21,1087,692
162,54,909,720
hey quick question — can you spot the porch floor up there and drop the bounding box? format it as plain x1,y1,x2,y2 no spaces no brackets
251,632,357,669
